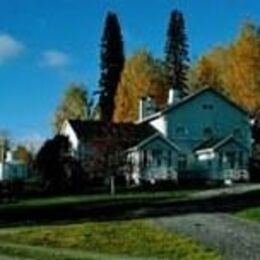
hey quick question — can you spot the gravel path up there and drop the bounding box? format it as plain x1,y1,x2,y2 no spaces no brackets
190,183,260,199
155,213,260,260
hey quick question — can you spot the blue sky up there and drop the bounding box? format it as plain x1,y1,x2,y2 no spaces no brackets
0,0,260,142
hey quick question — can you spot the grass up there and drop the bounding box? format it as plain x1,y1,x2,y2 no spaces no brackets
0,243,93,260
0,242,149,260
235,206,260,223
0,190,194,226
0,190,190,210
0,220,220,260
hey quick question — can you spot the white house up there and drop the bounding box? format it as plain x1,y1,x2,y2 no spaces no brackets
60,87,252,185
0,151,29,181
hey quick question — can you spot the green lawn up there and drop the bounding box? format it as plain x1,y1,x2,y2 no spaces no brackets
0,220,220,260
0,190,221,259
235,207,260,223
0,242,149,260
1,190,190,210
0,190,193,226
0,243,96,260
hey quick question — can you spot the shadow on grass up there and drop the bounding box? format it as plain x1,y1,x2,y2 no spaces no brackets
0,189,260,228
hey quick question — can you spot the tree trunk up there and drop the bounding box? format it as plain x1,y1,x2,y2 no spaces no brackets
110,175,115,195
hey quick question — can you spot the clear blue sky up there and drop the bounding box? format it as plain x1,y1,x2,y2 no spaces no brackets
0,0,260,142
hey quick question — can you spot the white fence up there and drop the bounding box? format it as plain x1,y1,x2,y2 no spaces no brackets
223,169,249,182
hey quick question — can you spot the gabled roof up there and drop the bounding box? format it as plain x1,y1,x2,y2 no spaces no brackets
194,137,224,152
138,87,249,123
194,135,249,153
128,132,182,153
67,119,157,150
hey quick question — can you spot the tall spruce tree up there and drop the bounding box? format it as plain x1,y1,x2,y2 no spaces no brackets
99,12,124,121
165,10,189,94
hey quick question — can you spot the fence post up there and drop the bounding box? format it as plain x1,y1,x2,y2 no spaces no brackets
110,175,115,195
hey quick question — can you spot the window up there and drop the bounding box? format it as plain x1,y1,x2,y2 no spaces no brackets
167,151,172,167
234,128,242,138
207,159,212,168
152,149,162,167
218,152,223,168
158,158,162,166
141,150,152,168
178,155,187,170
176,125,188,136
203,104,214,110
143,150,148,167
203,127,213,139
226,152,235,168
238,151,244,167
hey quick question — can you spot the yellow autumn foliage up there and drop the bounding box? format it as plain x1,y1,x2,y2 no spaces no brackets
113,50,169,122
189,22,260,112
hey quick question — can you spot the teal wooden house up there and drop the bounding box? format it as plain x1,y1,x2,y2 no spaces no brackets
61,87,252,185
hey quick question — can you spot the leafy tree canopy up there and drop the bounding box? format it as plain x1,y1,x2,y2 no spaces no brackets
35,135,71,193
189,21,260,112
13,145,32,165
114,49,168,122
53,83,92,132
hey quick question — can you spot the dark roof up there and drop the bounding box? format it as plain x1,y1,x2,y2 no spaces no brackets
140,87,249,123
129,132,182,153
68,119,157,149
194,135,248,152
194,137,224,151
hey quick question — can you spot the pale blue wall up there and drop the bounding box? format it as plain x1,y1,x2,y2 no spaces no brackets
134,137,179,182
3,163,28,180
188,137,250,181
146,89,252,181
214,140,249,180
163,90,251,153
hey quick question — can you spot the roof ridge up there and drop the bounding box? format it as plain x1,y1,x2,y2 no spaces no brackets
138,86,249,124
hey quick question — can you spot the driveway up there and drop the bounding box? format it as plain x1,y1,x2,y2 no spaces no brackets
155,213,260,260
190,183,260,199
1,183,260,259
153,184,260,260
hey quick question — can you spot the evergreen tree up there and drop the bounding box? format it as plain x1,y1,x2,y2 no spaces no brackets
165,10,189,94
99,11,124,121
